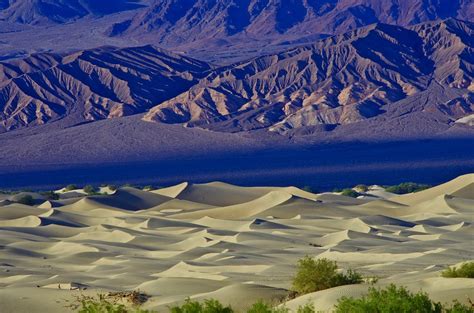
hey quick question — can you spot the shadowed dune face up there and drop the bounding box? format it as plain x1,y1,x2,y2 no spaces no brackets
0,174,472,312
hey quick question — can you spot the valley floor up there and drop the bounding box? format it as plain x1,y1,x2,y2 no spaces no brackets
0,114,473,190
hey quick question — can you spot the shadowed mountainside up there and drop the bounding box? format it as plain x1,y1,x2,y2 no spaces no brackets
111,0,473,58
0,45,210,131
0,0,145,24
0,1,471,64
143,19,473,134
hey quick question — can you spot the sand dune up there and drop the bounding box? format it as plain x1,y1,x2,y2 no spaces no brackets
391,174,474,206
0,175,472,312
170,191,293,219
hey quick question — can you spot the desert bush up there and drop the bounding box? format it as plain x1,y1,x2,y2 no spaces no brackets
335,284,441,313
445,300,474,313
70,292,151,313
442,262,474,278
246,300,288,313
15,194,34,205
335,268,364,285
170,298,234,313
291,257,363,295
66,184,78,191
77,295,128,313
83,185,97,195
301,186,317,193
340,189,360,198
41,191,59,200
0,190,16,195
335,284,474,313
108,185,118,191
385,182,431,194
354,184,368,192
364,276,380,284
296,303,316,313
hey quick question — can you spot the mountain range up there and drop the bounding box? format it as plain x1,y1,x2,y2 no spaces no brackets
0,0,145,24
143,19,473,134
1,17,472,136
0,0,472,187
114,0,473,47
0,45,210,131
0,0,473,63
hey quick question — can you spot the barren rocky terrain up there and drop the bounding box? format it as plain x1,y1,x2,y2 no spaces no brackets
1,0,472,63
1,19,472,136
144,19,474,134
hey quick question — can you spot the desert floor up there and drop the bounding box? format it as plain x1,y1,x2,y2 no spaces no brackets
0,175,473,312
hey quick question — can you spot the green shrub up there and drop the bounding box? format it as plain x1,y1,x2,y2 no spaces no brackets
335,284,442,313
296,303,316,313
445,300,474,313
83,185,97,195
170,298,233,313
385,182,431,194
442,262,474,278
340,189,360,198
143,185,154,191
108,185,118,191
16,194,34,206
291,257,363,295
41,191,59,200
301,186,316,193
354,184,368,192
246,300,288,313
71,292,152,313
335,268,365,285
335,284,473,313
78,295,128,313
65,184,77,191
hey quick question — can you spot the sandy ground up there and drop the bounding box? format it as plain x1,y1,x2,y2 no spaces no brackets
0,175,473,312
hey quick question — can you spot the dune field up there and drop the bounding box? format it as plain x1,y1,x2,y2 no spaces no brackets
0,175,473,312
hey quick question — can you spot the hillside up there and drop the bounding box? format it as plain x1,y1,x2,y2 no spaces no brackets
0,45,210,131
0,0,145,24
111,0,474,60
0,19,472,135
143,19,473,134
0,1,471,64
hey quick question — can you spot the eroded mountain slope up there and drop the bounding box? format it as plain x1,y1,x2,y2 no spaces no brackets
143,19,473,133
0,45,210,131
